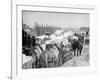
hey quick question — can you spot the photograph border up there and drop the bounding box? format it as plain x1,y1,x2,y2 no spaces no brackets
11,1,97,80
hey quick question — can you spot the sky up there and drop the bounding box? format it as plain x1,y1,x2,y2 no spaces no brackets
22,11,89,29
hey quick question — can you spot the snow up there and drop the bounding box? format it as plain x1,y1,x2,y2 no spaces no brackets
23,54,32,64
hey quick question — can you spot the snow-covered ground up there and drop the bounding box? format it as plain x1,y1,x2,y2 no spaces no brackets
62,45,89,67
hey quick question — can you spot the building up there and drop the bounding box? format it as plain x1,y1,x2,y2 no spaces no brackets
34,22,61,36
80,27,89,32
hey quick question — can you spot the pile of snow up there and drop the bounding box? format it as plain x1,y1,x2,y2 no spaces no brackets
23,54,32,64
54,30,64,36
63,31,74,39
36,35,48,40
71,36,78,40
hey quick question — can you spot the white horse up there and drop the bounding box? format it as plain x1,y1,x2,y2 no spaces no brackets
44,44,60,67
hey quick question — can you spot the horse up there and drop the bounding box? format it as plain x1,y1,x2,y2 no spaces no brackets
31,37,44,68
39,43,60,68
85,38,89,45
70,39,83,56
30,43,44,68
74,32,85,44
84,35,89,45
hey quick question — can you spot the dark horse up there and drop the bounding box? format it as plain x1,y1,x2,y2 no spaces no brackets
71,39,83,56
74,33,84,44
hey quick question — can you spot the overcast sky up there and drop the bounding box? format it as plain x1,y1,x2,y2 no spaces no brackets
22,11,89,29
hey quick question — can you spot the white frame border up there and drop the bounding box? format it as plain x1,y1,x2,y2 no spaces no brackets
11,1,97,80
